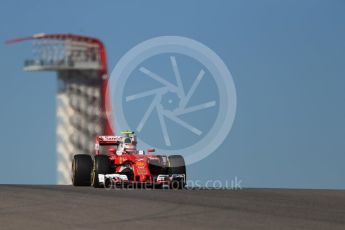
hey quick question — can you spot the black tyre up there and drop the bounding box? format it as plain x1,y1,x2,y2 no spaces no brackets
148,156,168,176
72,154,92,186
91,155,112,188
168,155,186,189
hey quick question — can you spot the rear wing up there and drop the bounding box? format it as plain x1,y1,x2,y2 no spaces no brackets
95,135,122,154
96,135,122,145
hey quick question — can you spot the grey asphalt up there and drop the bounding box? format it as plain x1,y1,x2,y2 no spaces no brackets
0,185,344,230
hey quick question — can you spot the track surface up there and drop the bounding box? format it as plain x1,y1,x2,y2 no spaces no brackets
0,185,344,230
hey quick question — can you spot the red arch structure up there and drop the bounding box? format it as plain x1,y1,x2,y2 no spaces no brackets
7,33,114,184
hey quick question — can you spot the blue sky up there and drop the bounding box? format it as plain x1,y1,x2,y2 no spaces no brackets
0,0,344,188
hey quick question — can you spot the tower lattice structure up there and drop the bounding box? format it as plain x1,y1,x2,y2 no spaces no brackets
7,33,113,184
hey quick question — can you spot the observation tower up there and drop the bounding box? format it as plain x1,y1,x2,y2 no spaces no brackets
7,33,113,184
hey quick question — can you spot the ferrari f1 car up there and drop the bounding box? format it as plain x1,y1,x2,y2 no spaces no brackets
72,131,186,189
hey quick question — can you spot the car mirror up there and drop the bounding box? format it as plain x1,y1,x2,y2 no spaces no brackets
147,148,155,153
108,148,116,154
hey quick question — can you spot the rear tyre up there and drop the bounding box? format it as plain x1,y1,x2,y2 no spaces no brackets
91,155,112,188
168,155,186,189
72,154,92,186
148,155,167,175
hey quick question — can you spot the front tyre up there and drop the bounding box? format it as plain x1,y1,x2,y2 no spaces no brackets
168,155,186,189
91,155,112,188
72,154,92,186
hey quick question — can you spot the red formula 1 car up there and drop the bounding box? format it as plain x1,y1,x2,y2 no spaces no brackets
72,131,186,189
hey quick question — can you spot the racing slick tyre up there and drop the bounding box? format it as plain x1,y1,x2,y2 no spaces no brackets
91,155,112,188
148,155,167,175
72,154,92,186
168,155,186,189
